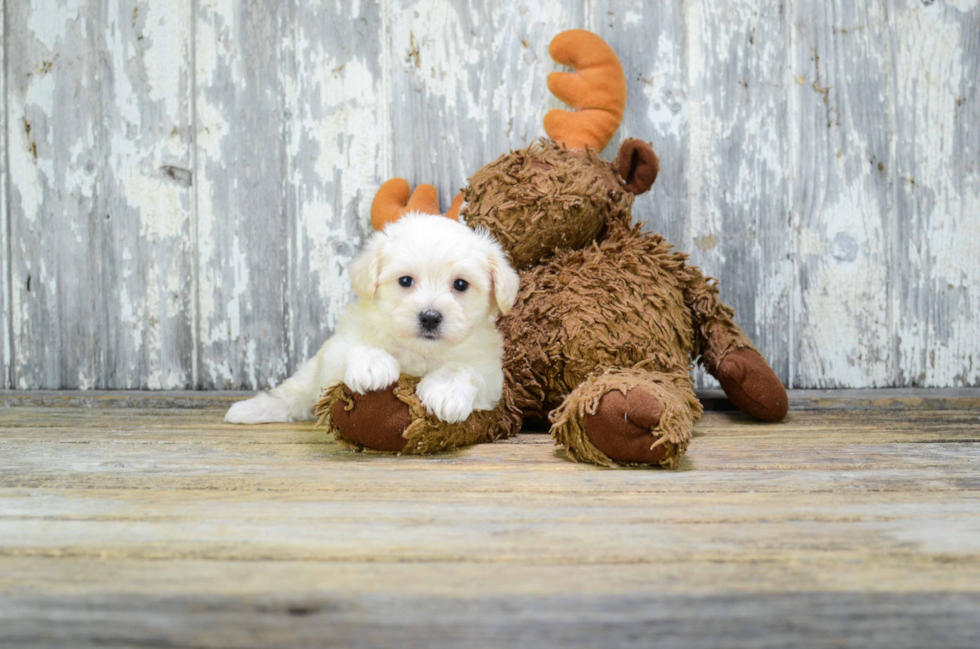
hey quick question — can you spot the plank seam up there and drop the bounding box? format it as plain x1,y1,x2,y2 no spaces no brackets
190,0,201,389
381,0,391,180
282,0,295,383
92,2,110,389
885,1,901,388
2,0,11,390
787,0,799,390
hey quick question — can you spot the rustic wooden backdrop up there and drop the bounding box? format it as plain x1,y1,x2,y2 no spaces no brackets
1,0,977,391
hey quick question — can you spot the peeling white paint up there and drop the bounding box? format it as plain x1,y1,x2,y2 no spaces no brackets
641,31,687,141
892,3,980,387
488,0,577,148
140,3,191,122
1,1,8,388
798,184,892,386
3,0,978,390
27,0,88,51
389,1,483,121
946,0,980,12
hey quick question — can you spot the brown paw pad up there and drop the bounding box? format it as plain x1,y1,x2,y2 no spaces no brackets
331,385,412,452
582,388,668,464
718,348,789,422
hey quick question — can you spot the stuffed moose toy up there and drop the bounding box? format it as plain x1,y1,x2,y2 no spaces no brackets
316,29,788,467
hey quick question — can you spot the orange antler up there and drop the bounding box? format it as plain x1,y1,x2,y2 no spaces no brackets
370,178,462,231
543,30,626,152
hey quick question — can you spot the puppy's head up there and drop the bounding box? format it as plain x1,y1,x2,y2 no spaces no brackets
350,213,519,350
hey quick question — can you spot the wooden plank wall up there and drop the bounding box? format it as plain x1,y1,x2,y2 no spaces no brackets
1,0,978,390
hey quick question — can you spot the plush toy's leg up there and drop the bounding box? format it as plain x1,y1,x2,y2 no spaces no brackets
550,368,701,468
326,384,413,452
684,267,789,421
315,375,521,455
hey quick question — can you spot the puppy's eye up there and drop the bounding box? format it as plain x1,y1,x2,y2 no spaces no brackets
453,279,469,292
398,276,414,288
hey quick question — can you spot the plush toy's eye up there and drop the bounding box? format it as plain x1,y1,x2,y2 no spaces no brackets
398,276,414,288
453,279,469,292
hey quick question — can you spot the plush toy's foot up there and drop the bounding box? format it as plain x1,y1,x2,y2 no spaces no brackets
717,348,789,422
315,375,521,454
583,388,668,464
329,385,412,452
551,368,701,468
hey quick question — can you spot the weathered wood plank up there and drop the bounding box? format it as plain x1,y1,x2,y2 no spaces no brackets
1,404,979,647
780,386,980,411
4,403,980,436
484,0,584,156
103,0,195,389
194,0,291,389
6,0,194,390
685,1,793,388
891,0,980,387
5,556,980,599
7,1,107,389
4,2,980,392
593,2,688,247
0,389,249,409
285,0,384,369
1,0,9,391
791,1,894,388
4,435,980,486
2,590,978,649
3,409,979,495
385,0,490,207
3,483,980,562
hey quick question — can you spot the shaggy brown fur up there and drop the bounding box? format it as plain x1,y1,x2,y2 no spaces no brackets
496,221,759,467
320,136,786,467
463,139,633,270
551,367,701,468
499,224,698,421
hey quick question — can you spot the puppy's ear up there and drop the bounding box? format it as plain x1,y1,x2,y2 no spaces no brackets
487,243,520,315
350,233,386,300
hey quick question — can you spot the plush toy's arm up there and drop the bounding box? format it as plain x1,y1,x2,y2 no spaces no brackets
682,265,788,421
682,265,756,374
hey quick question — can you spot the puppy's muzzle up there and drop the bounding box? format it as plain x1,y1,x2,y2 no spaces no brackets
418,310,443,338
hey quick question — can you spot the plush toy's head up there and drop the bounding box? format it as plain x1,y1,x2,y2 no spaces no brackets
461,137,658,270
462,30,660,270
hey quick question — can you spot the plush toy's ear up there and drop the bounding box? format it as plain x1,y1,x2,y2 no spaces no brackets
616,139,660,195
350,233,386,300
487,242,520,315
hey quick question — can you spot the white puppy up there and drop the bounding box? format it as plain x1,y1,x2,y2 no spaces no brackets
225,213,520,425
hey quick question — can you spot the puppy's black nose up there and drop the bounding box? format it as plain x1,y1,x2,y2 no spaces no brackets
418,310,443,332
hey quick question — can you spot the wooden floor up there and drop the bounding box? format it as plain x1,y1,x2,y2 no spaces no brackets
2,390,979,648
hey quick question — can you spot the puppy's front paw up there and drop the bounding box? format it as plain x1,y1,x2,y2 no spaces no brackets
417,372,479,424
344,346,401,394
